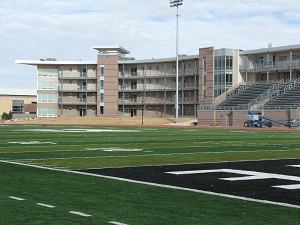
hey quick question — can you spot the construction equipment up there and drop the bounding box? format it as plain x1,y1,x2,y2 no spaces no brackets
244,111,299,128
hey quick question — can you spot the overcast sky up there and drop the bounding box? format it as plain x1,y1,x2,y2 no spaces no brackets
1,0,300,89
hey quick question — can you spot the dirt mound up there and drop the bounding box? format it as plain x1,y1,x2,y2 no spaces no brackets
4,117,196,126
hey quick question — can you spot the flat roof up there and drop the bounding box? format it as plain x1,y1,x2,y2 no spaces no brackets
93,46,130,54
240,44,300,55
0,88,36,96
15,60,96,66
119,54,199,64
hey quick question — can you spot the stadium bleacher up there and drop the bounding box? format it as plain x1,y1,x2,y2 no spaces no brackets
216,82,275,109
216,79,300,110
264,82,300,109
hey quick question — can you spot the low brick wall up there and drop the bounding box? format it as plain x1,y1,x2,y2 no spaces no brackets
197,109,300,127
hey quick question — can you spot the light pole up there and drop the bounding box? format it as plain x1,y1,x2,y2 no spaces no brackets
141,100,144,125
170,0,183,123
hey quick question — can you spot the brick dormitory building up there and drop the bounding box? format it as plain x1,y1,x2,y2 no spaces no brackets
16,44,300,126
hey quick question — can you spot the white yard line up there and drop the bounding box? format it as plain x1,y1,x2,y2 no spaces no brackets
1,159,300,209
109,221,128,225
9,196,25,201
37,203,56,208
69,211,92,217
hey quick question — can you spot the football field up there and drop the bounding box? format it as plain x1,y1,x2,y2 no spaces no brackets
1,125,300,224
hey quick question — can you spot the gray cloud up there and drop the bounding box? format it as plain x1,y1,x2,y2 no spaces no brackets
1,0,300,88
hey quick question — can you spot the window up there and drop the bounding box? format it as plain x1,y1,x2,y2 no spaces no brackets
38,94,58,103
131,67,137,76
156,93,159,97
120,81,129,88
292,55,300,60
100,65,105,76
120,93,129,101
149,66,152,70
148,93,152,97
148,79,152,84
148,108,152,111
226,56,233,70
69,80,72,84
279,56,287,61
203,57,207,72
120,108,128,116
156,79,159,84
100,93,104,102
37,108,58,117
203,57,207,89
172,65,176,74
156,66,159,70
69,93,72,97
80,68,87,77
12,100,24,113
226,73,233,85
100,80,104,88
38,69,58,77
38,81,58,90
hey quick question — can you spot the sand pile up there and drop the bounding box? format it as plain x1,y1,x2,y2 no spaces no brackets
4,117,196,126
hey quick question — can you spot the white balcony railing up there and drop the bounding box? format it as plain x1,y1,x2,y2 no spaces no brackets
118,97,197,104
240,59,300,71
119,83,197,91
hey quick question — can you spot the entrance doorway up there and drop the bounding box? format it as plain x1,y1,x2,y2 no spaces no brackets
227,111,233,126
79,108,86,117
130,108,137,117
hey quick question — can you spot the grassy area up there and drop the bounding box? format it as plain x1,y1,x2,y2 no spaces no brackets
1,125,300,224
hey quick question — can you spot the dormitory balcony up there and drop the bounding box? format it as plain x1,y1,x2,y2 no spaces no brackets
240,59,300,72
118,69,198,78
58,85,97,92
59,98,97,105
119,84,198,92
118,97,197,105
58,72,97,79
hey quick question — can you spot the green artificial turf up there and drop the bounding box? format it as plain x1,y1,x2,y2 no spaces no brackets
0,125,300,224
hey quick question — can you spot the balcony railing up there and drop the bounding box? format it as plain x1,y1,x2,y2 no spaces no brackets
59,85,96,92
58,72,96,79
119,84,198,91
118,97,197,105
240,59,300,72
59,99,97,105
119,69,198,78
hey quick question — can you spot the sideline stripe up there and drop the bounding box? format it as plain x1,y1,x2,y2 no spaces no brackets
9,196,25,201
109,221,128,225
13,149,300,162
69,211,92,217
288,164,300,168
1,159,300,209
37,203,56,208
